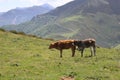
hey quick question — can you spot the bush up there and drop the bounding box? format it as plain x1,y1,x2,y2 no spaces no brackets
45,38,54,41
9,30,26,35
0,28,6,32
28,34,37,38
10,30,18,34
17,32,26,35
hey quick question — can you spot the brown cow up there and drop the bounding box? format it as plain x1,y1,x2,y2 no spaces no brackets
49,40,76,58
73,38,96,57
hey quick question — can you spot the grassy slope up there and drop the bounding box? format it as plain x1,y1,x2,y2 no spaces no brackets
0,31,120,80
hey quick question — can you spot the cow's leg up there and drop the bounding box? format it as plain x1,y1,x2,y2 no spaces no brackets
93,45,96,56
90,47,93,56
60,49,63,58
81,48,84,57
71,46,76,57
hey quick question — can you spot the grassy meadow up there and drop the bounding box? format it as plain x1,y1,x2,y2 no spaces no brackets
0,30,120,80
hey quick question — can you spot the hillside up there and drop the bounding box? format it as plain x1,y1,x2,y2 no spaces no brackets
0,4,54,26
2,0,120,47
0,30,120,80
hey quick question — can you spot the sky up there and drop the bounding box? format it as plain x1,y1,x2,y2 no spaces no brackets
0,0,73,12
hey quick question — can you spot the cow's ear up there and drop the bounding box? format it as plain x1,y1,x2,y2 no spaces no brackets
73,40,78,45
51,43,54,45
79,40,82,44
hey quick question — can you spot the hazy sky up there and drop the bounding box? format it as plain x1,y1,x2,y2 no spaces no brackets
0,0,73,12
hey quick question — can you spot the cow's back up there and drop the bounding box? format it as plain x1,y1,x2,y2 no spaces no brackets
57,40,75,49
83,38,95,47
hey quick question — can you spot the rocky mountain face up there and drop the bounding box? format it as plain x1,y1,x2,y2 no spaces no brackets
2,0,120,47
0,4,54,26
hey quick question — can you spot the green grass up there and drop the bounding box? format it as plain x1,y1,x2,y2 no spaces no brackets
0,31,120,80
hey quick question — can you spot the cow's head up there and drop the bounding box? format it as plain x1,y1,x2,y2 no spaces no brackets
73,40,83,51
73,40,82,46
49,42,58,49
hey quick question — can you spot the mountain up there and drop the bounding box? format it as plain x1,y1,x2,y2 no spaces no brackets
2,0,120,47
0,4,54,26
0,12,4,15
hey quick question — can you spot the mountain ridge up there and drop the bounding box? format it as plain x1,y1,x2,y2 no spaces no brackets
2,0,120,47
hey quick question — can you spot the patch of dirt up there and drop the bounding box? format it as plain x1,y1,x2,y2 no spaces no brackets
60,76,75,80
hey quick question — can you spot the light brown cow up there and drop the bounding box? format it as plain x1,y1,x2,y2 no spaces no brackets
49,40,76,58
